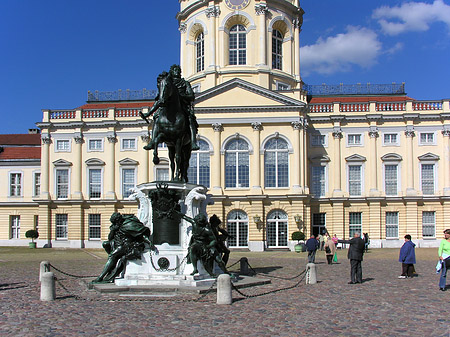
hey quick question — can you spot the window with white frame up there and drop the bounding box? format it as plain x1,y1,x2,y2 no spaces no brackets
383,133,399,146
188,139,210,187
264,138,289,188
122,168,136,198
225,138,249,188
229,24,246,65
347,134,362,146
9,172,22,197
419,132,435,145
349,212,362,238
348,165,362,196
276,82,290,91
34,215,39,232
34,172,41,197
421,163,435,195
88,168,102,199
55,214,68,240
267,210,288,248
10,215,20,239
56,139,70,152
88,139,103,152
311,165,326,197
88,214,101,240
56,169,69,199
272,29,283,70
227,210,248,248
384,164,398,196
196,32,204,72
422,211,435,238
385,212,399,238
156,166,169,181
121,138,136,151
311,134,326,147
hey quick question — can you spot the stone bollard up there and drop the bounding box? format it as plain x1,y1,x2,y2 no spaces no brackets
306,263,317,284
40,261,50,282
240,257,249,275
217,274,232,305
40,272,56,301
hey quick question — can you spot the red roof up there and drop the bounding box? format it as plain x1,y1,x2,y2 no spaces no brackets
0,134,41,146
309,96,415,104
0,147,41,160
77,102,154,109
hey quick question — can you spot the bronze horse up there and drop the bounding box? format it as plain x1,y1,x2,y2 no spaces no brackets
143,74,192,182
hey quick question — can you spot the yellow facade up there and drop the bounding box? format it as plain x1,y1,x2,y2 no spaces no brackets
1,0,449,249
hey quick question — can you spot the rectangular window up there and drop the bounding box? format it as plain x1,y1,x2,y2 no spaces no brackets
422,211,435,238
311,166,326,197
156,167,169,181
122,168,135,198
419,132,435,145
348,165,362,196
276,82,290,91
121,138,136,151
89,169,102,199
383,133,398,146
10,215,20,239
10,172,22,196
56,169,69,199
88,214,101,240
421,164,435,195
34,172,41,196
385,212,399,238
88,139,103,151
348,134,362,146
384,164,398,196
34,215,39,232
56,139,70,152
349,212,362,238
55,214,68,240
311,134,326,147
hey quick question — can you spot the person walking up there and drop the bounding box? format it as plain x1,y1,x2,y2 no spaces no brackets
438,228,450,291
306,235,319,263
338,232,365,284
324,237,336,265
318,233,325,251
398,234,416,278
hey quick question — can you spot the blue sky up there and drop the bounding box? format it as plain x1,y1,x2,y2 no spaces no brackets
1,0,449,134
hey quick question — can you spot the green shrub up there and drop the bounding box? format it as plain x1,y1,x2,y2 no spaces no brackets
25,229,39,242
292,231,305,242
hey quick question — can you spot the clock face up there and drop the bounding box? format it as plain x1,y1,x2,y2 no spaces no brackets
225,0,250,10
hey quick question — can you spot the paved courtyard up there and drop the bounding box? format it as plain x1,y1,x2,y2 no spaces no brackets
0,246,448,336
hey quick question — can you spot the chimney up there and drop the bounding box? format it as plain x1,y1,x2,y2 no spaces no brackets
28,129,40,134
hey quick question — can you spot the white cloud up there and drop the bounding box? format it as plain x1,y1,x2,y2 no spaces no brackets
373,0,450,35
300,26,382,75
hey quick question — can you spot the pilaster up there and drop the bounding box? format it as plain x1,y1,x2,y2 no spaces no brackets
211,123,223,194
105,134,117,200
250,122,262,194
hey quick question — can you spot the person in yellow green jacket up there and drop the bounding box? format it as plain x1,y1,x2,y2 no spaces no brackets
438,229,450,291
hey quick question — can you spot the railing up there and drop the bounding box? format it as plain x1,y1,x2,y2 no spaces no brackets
413,101,442,111
340,103,369,112
376,102,406,111
304,83,405,96
115,108,141,117
82,109,108,118
309,104,333,113
49,110,76,119
87,88,157,102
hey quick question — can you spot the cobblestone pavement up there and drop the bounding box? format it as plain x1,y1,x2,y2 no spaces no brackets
0,247,449,337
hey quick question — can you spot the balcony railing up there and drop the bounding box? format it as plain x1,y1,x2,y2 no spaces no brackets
304,83,405,96
82,109,108,118
310,104,333,113
115,108,141,117
376,102,406,111
87,88,157,102
413,101,442,111
340,103,369,112
49,110,76,119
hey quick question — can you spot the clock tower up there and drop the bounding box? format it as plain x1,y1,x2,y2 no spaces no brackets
177,0,304,95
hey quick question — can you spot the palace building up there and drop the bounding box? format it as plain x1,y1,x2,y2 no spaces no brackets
1,0,449,250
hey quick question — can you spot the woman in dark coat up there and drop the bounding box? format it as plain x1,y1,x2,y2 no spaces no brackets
398,234,416,278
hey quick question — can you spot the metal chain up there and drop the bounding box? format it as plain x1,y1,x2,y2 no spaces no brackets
148,250,188,272
245,260,306,280
49,263,97,279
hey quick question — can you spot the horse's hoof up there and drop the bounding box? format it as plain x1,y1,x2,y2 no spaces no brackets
153,157,160,165
191,144,200,151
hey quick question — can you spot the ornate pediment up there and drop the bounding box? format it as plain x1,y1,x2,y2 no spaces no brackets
309,155,331,163
119,158,139,166
418,153,439,161
345,154,366,162
53,159,72,167
85,158,105,166
381,153,403,162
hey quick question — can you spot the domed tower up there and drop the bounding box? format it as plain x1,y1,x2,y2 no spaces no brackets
177,0,304,94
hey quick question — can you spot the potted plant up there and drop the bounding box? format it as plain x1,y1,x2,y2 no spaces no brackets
25,229,39,248
292,231,305,253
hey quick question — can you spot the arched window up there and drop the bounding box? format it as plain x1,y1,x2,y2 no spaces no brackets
272,29,283,70
196,32,204,72
267,210,288,248
225,138,249,188
227,210,248,247
188,139,210,187
264,137,289,188
229,24,246,65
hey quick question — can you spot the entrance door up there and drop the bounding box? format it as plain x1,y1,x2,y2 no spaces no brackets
267,210,288,248
312,213,326,237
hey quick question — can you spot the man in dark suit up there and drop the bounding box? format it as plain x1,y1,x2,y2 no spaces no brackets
338,232,365,284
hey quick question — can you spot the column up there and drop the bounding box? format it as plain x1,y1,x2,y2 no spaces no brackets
179,23,187,73
332,127,343,197
291,121,301,192
443,129,450,195
255,3,268,66
405,127,416,195
206,5,220,69
72,135,83,200
40,135,51,200
105,134,117,199
368,127,379,196
212,123,223,194
301,118,308,193
292,15,302,80
251,122,262,193
140,134,150,183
